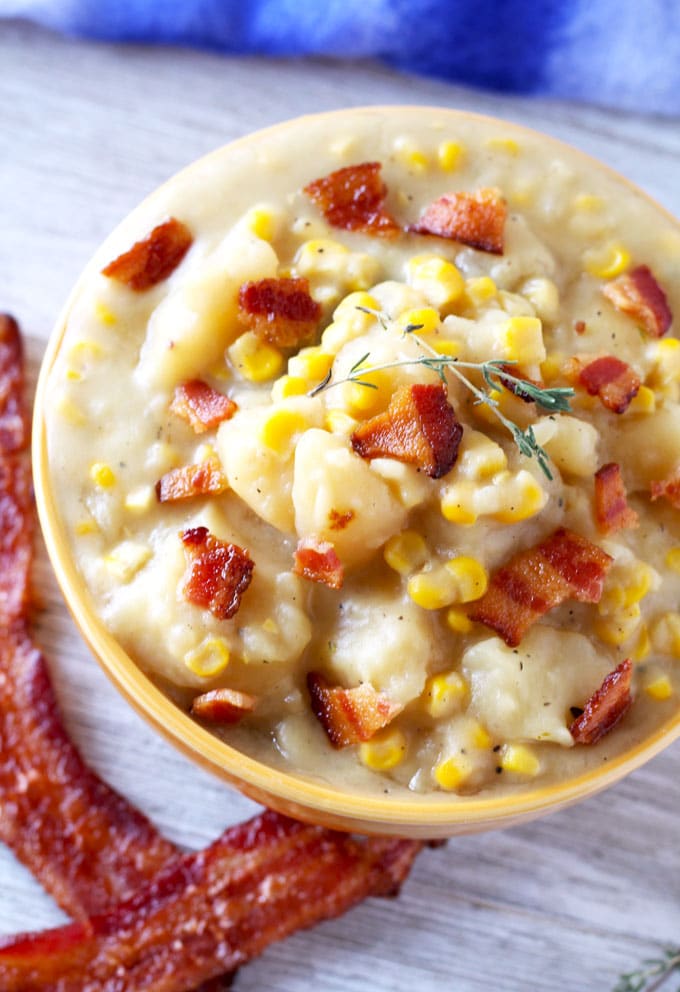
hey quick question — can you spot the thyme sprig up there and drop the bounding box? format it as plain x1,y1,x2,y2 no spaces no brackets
614,947,680,992
308,306,575,481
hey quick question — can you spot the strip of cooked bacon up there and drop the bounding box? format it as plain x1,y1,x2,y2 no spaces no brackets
307,672,402,748
594,463,638,533
468,527,612,647
602,265,672,338
156,460,228,503
238,277,322,348
0,315,27,454
351,383,463,479
650,469,680,509
565,354,641,413
570,659,633,745
181,526,254,619
408,188,506,254
191,687,256,724
303,162,400,237
293,537,344,590
101,217,192,291
0,811,422,992
170,380,237,434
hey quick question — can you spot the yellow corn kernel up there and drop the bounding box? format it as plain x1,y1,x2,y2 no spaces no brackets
666,547,680,574
424,671,468,719
644,674,673,701
631,623,651,663
648,338,680,387
573,193,604,213
89,462,116,488
500,744,540,777
333,290,379,322
509,184,535,207
486,136,520,156
56,394,87,426
104,541,152,582
650,612,680,659
295,238,349,276
271,375,308,402
124,485,154,514
393,137,429,172
184,637,231,679
406,255,465,310
458,432,508,480
384,530,428,576
444,556,488,603
66,368,82,381
437,140,465,171
359,727,408,771
227,331,283,383
342,367,389,417
440,483,477,525
446,607,473,635
75,518,98,536
541,352,565,384
595,604,641,646
396,307,441,337
584,242,631,279
432,339,462,358
624,563,656,606
492,471,547,524
146,441,181,474
407,567,458,610
324,409,358,435
520,277,560,324
628,385,656,415
94,302,117,326
502,315,546,365
469,721,493,750
464,276,497,308
288,347,333,383
259,409,309,456
262,617,279,635
245,205,277,242
433,754,473,791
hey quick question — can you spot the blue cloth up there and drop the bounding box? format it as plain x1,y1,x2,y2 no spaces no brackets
5,0,680,115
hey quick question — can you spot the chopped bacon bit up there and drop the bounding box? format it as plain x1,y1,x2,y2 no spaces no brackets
570,659,633,745
170,380,237,433
238,277,322,347
351,383,462,479
328,508,355,531
0,315,27,454
566,354,641,413
101,217,193,291
303,162,400,237
409,188,507,254
573,319,587,335
602,264,672,338
0,811,422,992
594,463,638,533
156,461,228,503
293,537,344,590
650,469,680,509
181,526,254,619
468,527,612,647
307,672,402,748
191,687,256,724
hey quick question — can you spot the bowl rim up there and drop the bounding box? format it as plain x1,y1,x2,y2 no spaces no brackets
32,104,680,834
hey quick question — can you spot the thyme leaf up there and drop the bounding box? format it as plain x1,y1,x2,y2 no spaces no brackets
613,948,680,992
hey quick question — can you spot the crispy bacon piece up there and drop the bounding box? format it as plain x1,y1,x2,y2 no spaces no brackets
181,526,254,619
101,218,192,291
409,188,507,254
594,463,638,533
468,527,612,647
0,315,27,454
573,319,587,335
156,461,228,503
566,354,641,413
307,672,402,748
570,659,633,745
171,380,237,434
0,812,422,992
351,383,462,479
303,162,400,237
602,265,672,338
650,469,680,509
191,688,257,724
328,508,355,531
293,537,344,590
238,277,322,348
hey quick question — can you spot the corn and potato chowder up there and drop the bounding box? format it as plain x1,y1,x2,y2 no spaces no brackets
45,109,680,800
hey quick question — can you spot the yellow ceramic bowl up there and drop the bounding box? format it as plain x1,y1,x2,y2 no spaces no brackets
33,107,680,838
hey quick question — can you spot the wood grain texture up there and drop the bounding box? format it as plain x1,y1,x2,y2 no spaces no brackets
1,18,679,990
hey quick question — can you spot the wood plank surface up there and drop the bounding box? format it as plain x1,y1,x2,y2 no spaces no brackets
1,18,678,990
